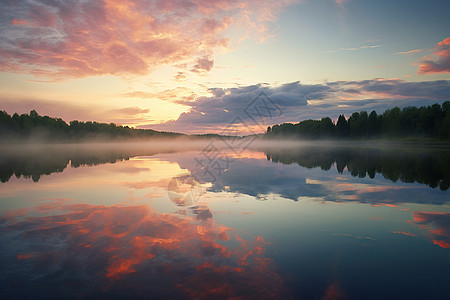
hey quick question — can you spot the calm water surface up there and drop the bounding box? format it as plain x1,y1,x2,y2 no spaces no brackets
0,143,449,299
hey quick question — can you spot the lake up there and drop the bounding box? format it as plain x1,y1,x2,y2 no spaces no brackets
0,141,449,299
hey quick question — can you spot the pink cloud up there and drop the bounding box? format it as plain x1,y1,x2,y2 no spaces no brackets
191,56,215,74
417,37,450,75
0,202,288,297
11,19,27,25
412,211,450,248
0,0,298,78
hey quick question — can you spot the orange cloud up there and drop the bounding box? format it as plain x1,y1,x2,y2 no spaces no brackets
412,211,450,248
16,253,37,260
11,19,27,25
417,37,450,75
392,231,416,237
371,203,400,208
0,202,288,298
361,186,408,194
0,0,298,78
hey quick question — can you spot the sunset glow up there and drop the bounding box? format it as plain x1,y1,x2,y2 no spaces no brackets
1,3,450,298
1,0,448,133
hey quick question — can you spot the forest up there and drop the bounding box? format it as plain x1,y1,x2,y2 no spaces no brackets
266,101,450,140
0,109,182,141
1,101,450,142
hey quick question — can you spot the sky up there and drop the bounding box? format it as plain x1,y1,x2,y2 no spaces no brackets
1,0,449,134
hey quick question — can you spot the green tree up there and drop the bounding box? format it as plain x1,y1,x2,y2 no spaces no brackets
336,114,350,138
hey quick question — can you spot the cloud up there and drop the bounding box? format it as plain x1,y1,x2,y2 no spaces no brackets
357,78,450,99
107,107,150,115
0,97,101,122
322,44,382,53
123,86,197,103
392,231,416,237
341,45,382,51
191,56,215,74
417,37,450,75
0,202,289,298
3,78,448,135
11,19,27,25
0,97,153,126
320,280,345,300
145,81,318,134
412,211,450,248
168,145,450,205
174,71,188,81
145,79,450,134
0,0,298,79
395,49,423,55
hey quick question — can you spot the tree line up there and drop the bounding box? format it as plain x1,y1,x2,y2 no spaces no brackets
0,109,182,141
266,101,450,140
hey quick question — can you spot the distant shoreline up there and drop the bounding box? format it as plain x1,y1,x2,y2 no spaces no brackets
2,102,450,146
1,138,450,152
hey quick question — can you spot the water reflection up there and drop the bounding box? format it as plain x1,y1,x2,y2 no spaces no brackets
0,142,208,183
0,201,289,299
165,151,449,206
412,211,450,248
3,144,449,194
1,144,449,299
0,144,133,183
264,146,450,190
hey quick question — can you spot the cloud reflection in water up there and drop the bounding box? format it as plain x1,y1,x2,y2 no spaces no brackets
0,202,289,299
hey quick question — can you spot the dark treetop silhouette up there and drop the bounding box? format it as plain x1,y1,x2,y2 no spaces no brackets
2,101,450,142
0,110,182,142
266,101,450,140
